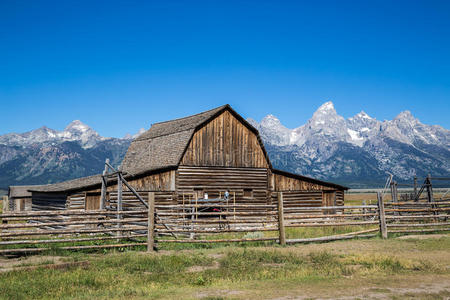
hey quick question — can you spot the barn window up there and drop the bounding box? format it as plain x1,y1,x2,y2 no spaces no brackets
243,189,253,198
194,188,204,199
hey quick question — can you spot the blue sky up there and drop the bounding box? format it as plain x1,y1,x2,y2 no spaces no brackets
0,0,449,137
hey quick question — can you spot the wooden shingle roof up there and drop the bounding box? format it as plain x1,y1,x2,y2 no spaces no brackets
9,185,44,198
121,105,230,176
28,174,103,193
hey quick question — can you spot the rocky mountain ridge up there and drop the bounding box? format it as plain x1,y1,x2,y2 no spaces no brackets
0,121,144,188
248,102,450,187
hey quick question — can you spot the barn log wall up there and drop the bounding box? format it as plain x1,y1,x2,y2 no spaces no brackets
270,173,345,210
336,190,344,206
67,193,85,210
181,111,269,168
107,191,176,211
177,166,269,205
271,173,334,191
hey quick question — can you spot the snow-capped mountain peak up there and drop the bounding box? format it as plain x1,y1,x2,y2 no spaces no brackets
351,111,373,121
316,101,335,113
393,110,418,124
58,120,101,148
250,101,450,181
64,120,91,133
254,114,291,146
0,120,146,149
260,114,283,127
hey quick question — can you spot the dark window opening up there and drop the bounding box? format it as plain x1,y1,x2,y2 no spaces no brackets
243,189,253,198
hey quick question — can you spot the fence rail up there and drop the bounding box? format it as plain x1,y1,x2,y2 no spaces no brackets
1,191,449,255
0,208,148,254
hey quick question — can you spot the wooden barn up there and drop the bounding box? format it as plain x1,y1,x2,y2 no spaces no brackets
6,105,347,211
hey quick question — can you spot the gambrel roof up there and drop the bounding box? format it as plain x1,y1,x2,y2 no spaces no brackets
121,104,272,176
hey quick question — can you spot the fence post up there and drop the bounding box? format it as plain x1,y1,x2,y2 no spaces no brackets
377,192,387,239
100,170,107,210
362,200,367,220
413,176,418,201
277,192,286,245
147,192,155,252
117,172,123,237
426,174,434,203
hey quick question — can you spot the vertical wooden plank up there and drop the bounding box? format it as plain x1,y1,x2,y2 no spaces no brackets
219,112,224,166
277,192,286,245
147,192,155,252
377,192,387,239
170,170,176,191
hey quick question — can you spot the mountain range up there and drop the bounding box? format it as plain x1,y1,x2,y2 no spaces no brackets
248,102,450,187
0,121,144,188
0,102,449,189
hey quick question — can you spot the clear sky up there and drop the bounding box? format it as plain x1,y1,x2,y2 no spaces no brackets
0,0,449,137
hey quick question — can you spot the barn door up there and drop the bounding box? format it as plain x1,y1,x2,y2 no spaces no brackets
85,192,101,210
322,191,336,214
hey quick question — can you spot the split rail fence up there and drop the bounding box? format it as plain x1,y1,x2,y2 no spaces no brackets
1,192,449,255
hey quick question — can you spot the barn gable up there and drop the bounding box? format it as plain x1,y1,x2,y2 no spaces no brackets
181,109,270,168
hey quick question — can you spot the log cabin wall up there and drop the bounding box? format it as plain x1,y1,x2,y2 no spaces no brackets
67,193,85,210
64,170,176,209
181,110,269,168
270,172,345,208
336,190,344,206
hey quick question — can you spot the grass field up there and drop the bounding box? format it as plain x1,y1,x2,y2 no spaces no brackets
0,194,449,299
0,236,449,299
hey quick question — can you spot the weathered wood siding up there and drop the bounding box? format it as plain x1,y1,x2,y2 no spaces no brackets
7,197,32,211
181,111,269,168
177,166,269,204
122,170,176,191
271,173,335,191
85,192,101,210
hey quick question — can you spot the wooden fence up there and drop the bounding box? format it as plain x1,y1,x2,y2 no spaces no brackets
1,192,449,255
0,210,149,255
384,199,450,235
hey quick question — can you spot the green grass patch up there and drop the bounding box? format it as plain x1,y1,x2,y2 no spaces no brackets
1,244,445,300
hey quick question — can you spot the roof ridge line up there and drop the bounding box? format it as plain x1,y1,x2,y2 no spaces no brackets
150,104,228,126
135,128,194,141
